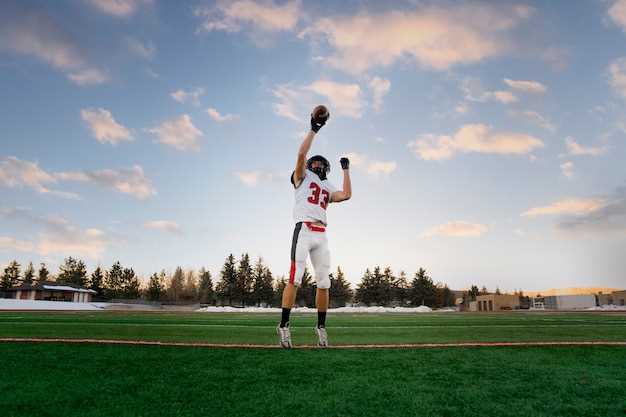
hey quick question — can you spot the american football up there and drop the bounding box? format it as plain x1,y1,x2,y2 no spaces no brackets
312,104,329,124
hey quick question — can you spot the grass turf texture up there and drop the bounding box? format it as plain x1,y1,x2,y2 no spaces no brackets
1,343,626,417
0,311,625,345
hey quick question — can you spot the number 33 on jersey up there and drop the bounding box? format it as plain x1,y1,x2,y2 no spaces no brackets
291,170,337,225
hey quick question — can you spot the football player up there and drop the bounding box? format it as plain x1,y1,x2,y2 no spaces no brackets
277,108,352,348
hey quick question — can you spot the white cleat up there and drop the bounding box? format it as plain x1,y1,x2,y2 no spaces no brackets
277,323,292,348
316,326,328,347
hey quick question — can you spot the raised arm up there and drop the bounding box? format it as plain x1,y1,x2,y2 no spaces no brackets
292,130,316,187
330,158,352,203
292,113,327,188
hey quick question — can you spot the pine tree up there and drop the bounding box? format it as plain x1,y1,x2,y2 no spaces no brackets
273,276,287,307
37,263,50,282
381,267,396,306
198,268,214,305
355,268,374,306
57,257,88,287
90,266,105,299
394,271,409,306
409,268,436,307
216,254,237,306
168,267,185,302
236,253,253,306
356,266,388,306
104,261,124,299
495,286,502,295
147,271,166,301
1,261,21,290
23,262,35,285
251,258,274,307
329,266,353,307
120,267,140,299
441,284,455,307
480,286,489,295
434,283,455,308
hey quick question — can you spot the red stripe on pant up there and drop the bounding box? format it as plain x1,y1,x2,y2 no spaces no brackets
289,260,296,284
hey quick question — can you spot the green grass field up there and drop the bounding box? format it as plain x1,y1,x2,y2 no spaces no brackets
1,310,626,345
2,311,626,417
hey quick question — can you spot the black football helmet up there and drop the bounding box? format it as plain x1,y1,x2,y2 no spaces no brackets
307,155,330,180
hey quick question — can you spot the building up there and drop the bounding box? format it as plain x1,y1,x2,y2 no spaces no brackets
472,294,520,312
534,294,596,310
5,281,96,303
596,290,626,306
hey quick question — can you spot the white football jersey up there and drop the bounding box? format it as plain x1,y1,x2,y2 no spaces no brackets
292,169,337,225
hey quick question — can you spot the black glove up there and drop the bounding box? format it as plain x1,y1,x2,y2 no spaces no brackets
340,157,349,170
311,114,327,133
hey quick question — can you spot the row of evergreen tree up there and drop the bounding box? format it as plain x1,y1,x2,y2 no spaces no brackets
1,255,464,308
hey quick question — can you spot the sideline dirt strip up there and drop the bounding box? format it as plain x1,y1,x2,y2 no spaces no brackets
2,338,626,349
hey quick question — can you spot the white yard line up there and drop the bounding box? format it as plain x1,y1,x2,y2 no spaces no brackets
0,321,625,328
1,338,626,349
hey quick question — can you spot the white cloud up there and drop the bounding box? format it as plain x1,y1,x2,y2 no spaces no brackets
608,57,626,99
0,236,35,253
514,110,555,131
144,220,182,234
148,115,203,152
56,165,156,200
207,107,239,122
408,124,544,161
0,157,154,200
0,156,55,194
81,108,132,144
171,88,205,106
272,80,365,120
67,68,108,86
38,227,108,259
0,156,77,199
556,186,626,235
421,221,488,238
455,103,469,114
608,0,626,32
87,0,152,18
503,78,547,94
0,208,112,259
565,137,607,156
461,78,517,104
560,161,574,179
195,0,302,33
522,198,606,217
493,90,518,104
343,152,368,167
367,161,397,176
306,80,364,118
146,68,159,79
300,4,532,74
126,37,155,59
369,77,391,112
342,153,396,177
234,170,274,186
0,5,107,86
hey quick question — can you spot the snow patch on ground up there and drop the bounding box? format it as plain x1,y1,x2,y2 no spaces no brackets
0,299,104,310
196,305,438,313
587,304,626,311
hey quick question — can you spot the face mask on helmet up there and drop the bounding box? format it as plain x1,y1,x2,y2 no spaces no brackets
307,156,330,180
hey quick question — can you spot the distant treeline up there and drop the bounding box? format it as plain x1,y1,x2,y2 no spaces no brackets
0,255,511,308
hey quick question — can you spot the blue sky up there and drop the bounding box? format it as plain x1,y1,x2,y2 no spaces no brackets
1,0,626,292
